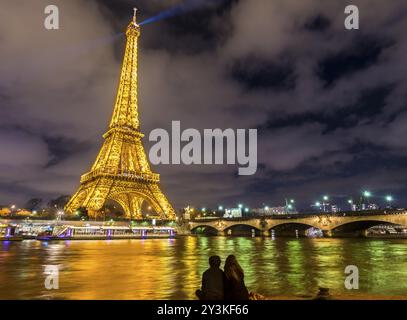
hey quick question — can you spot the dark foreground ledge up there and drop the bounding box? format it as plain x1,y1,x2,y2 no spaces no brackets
0,299,405,320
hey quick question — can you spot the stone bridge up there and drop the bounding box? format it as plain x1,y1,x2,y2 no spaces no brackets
189,210,407,237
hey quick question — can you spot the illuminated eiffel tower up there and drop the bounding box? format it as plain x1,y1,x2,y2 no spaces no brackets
65,9,175,220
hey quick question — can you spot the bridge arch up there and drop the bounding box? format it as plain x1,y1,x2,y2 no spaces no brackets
269,222,322,237
330,219,403,237
223,224,262,236
190,225,219,235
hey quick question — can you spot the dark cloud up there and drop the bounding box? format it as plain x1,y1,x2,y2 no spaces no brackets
304,14,331,32
317,34,395,87
229,55,296,91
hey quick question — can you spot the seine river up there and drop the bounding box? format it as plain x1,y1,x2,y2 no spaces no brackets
1,236,406,299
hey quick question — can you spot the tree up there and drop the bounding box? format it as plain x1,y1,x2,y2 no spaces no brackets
24,198,43,211
76,207,89,220
48,195,71,209
0,208,11,217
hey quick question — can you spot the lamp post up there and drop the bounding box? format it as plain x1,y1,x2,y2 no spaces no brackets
322,195,329,212
362,190,371,210
385,195,393,208
348,199,353,211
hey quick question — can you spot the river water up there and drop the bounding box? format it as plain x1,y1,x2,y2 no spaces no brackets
0,236,406,299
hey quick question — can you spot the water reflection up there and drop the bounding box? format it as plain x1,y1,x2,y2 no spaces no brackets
0,237,406,299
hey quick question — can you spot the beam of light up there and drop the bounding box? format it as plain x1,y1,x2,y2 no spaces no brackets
139,0,225,26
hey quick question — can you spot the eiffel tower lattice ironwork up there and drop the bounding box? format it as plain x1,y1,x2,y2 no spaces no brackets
65,10,175,220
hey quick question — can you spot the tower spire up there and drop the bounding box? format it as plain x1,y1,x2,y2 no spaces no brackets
109,11,141,131
133,7,138,25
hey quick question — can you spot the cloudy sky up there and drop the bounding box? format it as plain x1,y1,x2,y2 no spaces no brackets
1,0,407,211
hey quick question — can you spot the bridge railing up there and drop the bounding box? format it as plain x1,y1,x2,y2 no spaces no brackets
191,209,407,223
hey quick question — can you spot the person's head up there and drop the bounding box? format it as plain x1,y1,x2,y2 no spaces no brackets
224,255,244,281
208,255,221,268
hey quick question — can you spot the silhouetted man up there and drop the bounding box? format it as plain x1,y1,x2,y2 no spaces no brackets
196,255,224,300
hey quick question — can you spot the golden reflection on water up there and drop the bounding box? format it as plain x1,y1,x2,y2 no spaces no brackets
0,237,407,299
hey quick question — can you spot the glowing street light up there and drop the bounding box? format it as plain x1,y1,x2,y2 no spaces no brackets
315,202,321,207
348,199,353,204
290,199,295,203
244,208,249,213
218,205,223,211
323,195,329,201
363,191,371,198
385,195,393,202
264,206,269,210
201,208,206,212
238,204,243,209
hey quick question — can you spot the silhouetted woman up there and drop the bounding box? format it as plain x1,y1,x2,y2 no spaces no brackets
223,255,249,300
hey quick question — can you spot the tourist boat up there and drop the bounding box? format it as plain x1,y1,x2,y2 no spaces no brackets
0,224,23,241
36,225,176,240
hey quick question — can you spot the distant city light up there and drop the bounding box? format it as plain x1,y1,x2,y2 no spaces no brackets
245,208,249,212
386,195,393,202
363,191,371,197
290,199,295,203
264,206,269,210
315,202,321,207
218,206,223,211
287,204,293,209
238,204,243,209
323,195,329,201
348,199,353,204
201,208,206,212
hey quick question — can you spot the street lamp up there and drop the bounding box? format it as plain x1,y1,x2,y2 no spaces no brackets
290,199,295,203
322,195,329,212
218,205,223,211
201,207,206,212
238,204,243,209
363,190,371,198
244,208,249,213
386,195,393,208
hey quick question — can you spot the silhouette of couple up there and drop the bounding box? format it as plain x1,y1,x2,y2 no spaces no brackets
196,255,249,300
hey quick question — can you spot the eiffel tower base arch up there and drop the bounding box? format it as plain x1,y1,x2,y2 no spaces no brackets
65,177,175,220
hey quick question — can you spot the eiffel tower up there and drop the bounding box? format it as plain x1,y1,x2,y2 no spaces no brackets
65,9,175,220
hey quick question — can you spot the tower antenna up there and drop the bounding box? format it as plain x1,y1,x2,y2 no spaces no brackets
133,7,138,25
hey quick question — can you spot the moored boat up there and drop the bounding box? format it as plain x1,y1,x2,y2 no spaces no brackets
0,224,23,241
36,225,176,240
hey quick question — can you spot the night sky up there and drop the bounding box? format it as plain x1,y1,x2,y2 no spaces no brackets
1,0,407,211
